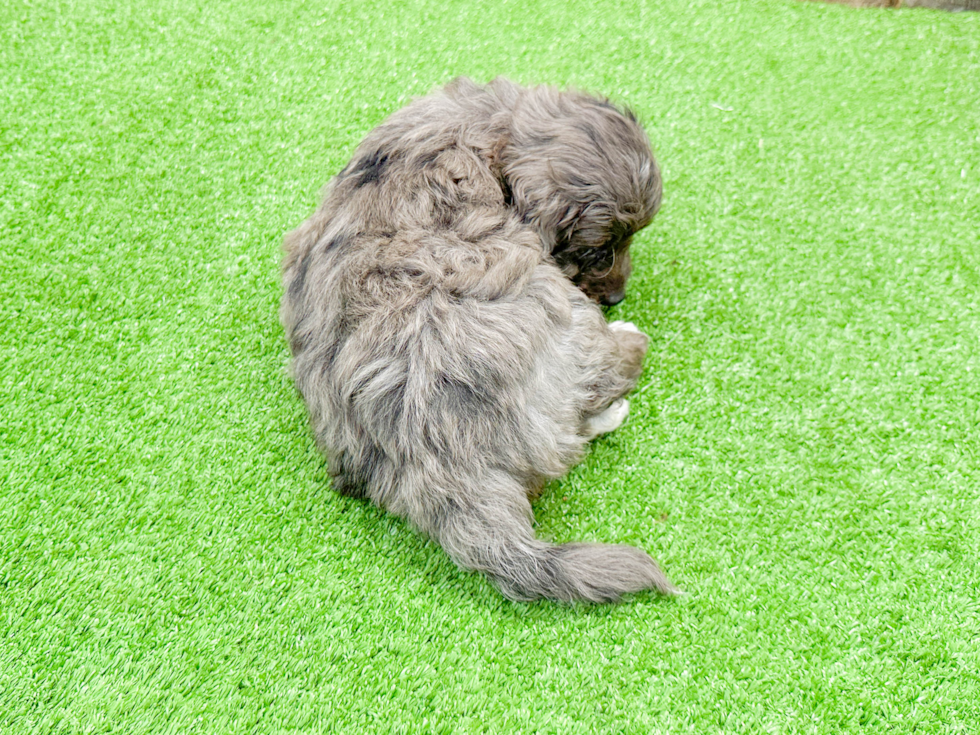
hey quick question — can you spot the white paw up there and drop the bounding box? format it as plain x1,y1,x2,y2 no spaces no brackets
585,399,630,439
609,320,641,335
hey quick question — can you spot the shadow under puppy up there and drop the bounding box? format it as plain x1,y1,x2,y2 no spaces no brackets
281,77,677,602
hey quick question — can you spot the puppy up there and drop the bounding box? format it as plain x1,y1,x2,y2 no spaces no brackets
281,77,676,602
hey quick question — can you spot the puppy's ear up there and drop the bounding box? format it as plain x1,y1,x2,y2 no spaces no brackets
550,200,586,249
510,182,585,253
501,150,589,253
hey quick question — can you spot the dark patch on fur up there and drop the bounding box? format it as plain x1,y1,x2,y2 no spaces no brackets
289,251,313,300
348,148,392,188
499,176,514,207
436,208,459,230
329,444,384,499
312,311,352,370
415,150,440,169
322,233,349,254
289,332,306,357
437,373,492,413
578,123,602,149
288,235,349,302
316,335,342,372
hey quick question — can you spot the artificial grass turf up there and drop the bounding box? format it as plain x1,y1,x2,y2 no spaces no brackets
2,0,980,731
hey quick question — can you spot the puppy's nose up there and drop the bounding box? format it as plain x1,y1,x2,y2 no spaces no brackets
602,289,626,306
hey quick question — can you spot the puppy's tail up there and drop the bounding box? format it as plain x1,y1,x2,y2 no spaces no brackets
423,482,679,604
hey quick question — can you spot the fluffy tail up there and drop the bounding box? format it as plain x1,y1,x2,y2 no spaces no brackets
421,481,679,603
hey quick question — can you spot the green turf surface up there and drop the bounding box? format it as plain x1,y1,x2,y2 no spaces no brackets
3,0,980,731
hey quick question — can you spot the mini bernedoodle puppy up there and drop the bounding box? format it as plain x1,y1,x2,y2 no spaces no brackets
281,77,678,602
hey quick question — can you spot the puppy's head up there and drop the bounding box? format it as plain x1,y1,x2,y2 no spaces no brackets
495,81,662,305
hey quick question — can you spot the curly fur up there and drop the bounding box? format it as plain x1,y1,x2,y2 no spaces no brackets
280,77,675,602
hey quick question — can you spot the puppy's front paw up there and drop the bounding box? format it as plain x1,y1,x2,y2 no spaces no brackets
609,320,642,335
609,319,649,382
585,399,630,439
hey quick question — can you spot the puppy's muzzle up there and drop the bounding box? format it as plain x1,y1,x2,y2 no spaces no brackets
602,289,626,306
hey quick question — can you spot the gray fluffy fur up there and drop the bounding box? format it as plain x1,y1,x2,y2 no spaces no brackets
281,77,677,603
